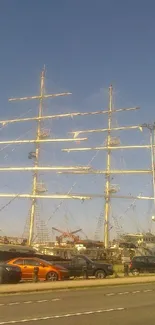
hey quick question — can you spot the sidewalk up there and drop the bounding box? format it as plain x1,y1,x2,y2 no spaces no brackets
0,275,155,295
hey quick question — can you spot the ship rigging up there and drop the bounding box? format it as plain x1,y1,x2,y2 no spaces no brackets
0,68,155,248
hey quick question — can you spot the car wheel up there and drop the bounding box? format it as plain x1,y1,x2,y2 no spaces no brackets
132,269,140,276
46,271,58,281
95,270,106,279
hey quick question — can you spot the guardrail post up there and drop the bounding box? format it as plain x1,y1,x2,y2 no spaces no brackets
124,263,129,277
82,266,88,279
33,266,39,282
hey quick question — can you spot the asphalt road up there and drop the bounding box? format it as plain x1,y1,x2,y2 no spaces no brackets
1,283,155,324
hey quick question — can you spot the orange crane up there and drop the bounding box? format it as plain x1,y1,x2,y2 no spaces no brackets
52,227,82,243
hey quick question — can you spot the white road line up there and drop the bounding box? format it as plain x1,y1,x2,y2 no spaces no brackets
64,314,72,317
52,298,60,301
104,308,115,312
96,310,103,313
0,298,61,307
0,288,153,308
143,289,152,292
0,307,125,324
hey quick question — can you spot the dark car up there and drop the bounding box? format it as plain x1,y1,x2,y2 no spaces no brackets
129,255,155,275
0,263,22,284
59,255,113,279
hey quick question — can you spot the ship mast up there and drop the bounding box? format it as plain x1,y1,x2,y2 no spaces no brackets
59,87,155,248
29,67,45,246
149,127,155,217
141,123,155,220
7,68,102,245
104,85,113,248
8,67,88,246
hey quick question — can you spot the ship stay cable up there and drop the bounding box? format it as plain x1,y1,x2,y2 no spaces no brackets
0,107,34,156
0,110,35,213
0,128,33,161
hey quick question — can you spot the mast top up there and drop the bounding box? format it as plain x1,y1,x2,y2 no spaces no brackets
41,65,46,78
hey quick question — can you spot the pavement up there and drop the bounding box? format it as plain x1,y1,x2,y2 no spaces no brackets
0,274,155,294
0,282,155,324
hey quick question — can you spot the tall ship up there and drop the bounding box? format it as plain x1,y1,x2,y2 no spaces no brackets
0,67,155,260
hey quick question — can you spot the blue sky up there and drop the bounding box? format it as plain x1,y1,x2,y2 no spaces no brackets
0,0,155,241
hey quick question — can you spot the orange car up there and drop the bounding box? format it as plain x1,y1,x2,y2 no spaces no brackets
7,257,69,281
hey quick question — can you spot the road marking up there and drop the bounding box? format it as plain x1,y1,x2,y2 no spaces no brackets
64,314,72,317
0,307,125,324
0,289,153,308
52,298,60,301
8,303,20,306
143,289,152,292
0,298,61,307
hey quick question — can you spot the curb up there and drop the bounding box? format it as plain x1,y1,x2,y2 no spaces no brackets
0,276,155,295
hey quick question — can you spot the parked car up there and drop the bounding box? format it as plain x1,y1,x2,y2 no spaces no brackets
129,255,155,275
0,263,21,284
57,255,113,278
7,257,69,281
